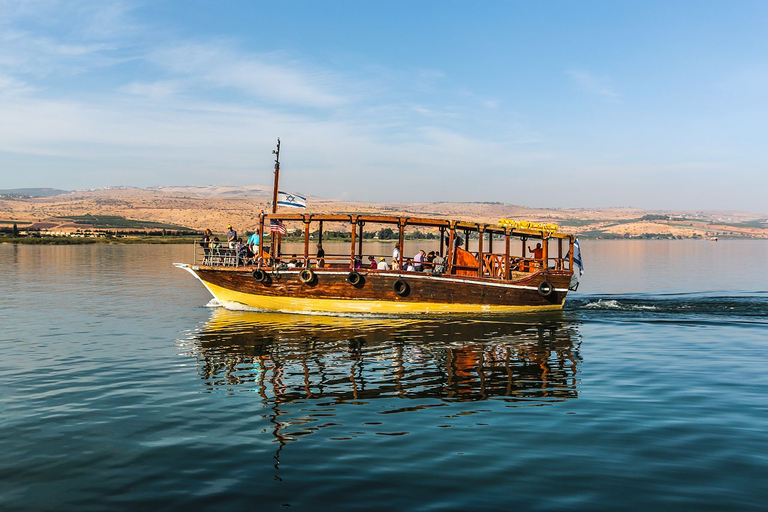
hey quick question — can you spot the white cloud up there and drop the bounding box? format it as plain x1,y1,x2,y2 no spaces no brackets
0,72,33,95
148,43,346,108
567,69,621,101
119,81,181,100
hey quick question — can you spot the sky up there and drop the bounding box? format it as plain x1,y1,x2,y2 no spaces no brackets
1,0,767,212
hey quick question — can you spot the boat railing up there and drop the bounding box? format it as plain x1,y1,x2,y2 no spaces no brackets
194,243,247,267
192,243,572,276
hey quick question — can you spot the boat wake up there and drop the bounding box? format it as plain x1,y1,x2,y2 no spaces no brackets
567,294,768,325
578,299,659,311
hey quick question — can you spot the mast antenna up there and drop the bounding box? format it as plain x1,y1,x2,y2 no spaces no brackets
271,138,281,214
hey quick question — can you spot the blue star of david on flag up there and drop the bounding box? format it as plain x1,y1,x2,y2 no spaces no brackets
277,191,307,209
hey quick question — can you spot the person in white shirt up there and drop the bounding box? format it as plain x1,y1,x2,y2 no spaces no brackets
378,257,389,270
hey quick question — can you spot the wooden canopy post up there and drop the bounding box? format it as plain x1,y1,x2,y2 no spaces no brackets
504,230,511,280
521,236,527,272
349,217,357,269
303,218,311,267
398,218,406,269
439,227,445,257
258,213,266,264
447,223,456,274
541,232,548,269
270,223,278,262
558,238,563,270
569,236,574,270
357,220,364,260
477,227,485,277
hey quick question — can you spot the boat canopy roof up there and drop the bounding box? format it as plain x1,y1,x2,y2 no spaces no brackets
262,212,572,240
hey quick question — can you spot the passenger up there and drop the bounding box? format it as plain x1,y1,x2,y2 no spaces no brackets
208,237,222,264
378,257,389,270
287,254,299,268
316,243,325,268
226,225,237,249
413,249,426,271
353,256,362,270
368,255,378,269
405,259,415,272
528,242,544,260
247,228,261,254
391,259,400,270
431,255,446,274
426,251,435,263
393,244,401,264
200,228,212,247
236,237,249,263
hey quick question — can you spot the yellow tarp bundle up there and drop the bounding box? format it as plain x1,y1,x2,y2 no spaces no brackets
499,218,559,233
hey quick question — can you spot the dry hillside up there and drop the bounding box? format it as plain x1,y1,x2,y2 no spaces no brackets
1,186,766,239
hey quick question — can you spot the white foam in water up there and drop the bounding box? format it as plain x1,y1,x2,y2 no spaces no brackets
204,297,395,318
582,299,622,310
206,298,266,312
582,299,658,311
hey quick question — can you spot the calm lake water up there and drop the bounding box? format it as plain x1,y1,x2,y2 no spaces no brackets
1,240,767,511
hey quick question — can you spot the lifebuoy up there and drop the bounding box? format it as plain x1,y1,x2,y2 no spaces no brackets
538,281,555,298
299,268,316,284
252,269,266,282
393,279,410,297
346,271,364,287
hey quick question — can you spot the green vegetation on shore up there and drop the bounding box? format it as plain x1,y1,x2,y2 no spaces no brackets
66,214,191,231
0,235,199,245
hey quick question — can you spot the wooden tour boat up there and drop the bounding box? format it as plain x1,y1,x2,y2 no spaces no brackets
176,140,583,315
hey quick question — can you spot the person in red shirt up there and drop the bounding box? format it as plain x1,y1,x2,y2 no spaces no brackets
528,243,543,260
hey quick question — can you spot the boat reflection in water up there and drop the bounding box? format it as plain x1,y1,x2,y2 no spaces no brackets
185,308,582,404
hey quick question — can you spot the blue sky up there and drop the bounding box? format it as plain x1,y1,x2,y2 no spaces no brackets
1,0,767,212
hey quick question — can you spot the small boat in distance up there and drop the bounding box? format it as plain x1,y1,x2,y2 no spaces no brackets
176,140,582,315
710,237,718,242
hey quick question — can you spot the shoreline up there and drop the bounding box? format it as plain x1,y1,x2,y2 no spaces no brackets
1,235,762,245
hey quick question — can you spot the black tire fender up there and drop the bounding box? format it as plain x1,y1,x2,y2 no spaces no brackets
538,281,555,297
299,268,316,284
393,279,410,297
346,271,364,287
252,269,266,282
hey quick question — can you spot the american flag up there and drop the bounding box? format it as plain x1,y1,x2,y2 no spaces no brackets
269,219,287,235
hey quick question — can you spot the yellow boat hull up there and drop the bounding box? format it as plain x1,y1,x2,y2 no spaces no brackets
202,280,564,315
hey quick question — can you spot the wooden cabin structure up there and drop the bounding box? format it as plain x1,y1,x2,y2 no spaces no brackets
177,212,579,315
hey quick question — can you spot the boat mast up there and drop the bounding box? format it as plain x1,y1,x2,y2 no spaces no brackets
270,138,281,262
271,138,281,214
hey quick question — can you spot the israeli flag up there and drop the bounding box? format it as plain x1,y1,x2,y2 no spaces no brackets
277,191,307,209
573,238,584,276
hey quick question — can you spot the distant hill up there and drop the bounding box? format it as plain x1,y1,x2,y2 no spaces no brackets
1,185,766,239
0,188,69,197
